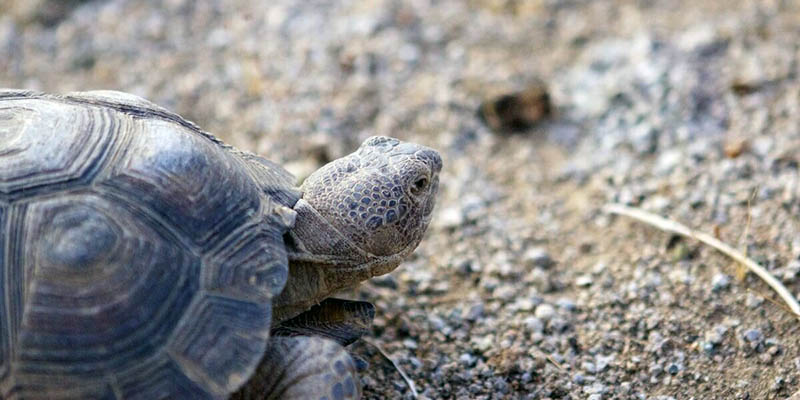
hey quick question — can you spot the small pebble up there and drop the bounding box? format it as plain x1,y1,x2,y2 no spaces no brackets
771,376,784,391
428,315,447,331
534,304,556,320
575,274,593,287
464,303,485,321
743,329,762,343
582,361,597,374
459,353,476,367
744,293,763,309
596,354,614,372
492,377,509,393
548,317,571,333
711,274,731,292
556,298,577,311
667,363,682,375
523,316,544,334
371,275,398,289
523,247,553,268
585,382,608,394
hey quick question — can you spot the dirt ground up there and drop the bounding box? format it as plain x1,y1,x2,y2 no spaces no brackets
3,0,800,398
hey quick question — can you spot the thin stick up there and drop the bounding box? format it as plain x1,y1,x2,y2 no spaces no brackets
541,350,564,370
733,188,758,280
362,338,418,398
603,203,800,319
747,288,796,316
738,187,758,249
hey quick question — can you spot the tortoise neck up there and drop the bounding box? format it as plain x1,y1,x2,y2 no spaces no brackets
274,199,404,324
285,199,370,265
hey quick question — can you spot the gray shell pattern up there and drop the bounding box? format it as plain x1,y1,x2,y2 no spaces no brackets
0,89,300,399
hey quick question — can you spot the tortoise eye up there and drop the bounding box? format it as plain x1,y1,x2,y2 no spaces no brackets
411,177,428,194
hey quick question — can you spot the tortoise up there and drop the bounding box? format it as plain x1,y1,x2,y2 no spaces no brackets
0,89,442,399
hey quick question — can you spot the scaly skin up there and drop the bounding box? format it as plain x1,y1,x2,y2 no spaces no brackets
274,136,442,324
238,137,441,400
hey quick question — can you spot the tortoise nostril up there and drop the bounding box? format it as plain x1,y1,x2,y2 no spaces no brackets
416,149,442,172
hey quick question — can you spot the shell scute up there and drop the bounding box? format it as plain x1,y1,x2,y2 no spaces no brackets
0,91,292,399
103,118,262,249
0,102,116,202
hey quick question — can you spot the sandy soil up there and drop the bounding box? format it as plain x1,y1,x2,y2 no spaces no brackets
3,0,800,398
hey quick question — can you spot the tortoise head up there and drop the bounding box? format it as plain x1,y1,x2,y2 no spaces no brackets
274,136,441,323
299,136,441,263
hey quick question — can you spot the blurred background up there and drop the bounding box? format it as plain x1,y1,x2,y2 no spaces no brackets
3,0,800,398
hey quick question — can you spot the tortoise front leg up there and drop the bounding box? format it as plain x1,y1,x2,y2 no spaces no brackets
233,335,361,400
233,298,375,399
271,298,375,346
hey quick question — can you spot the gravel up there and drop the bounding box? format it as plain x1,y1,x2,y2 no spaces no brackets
3,0,800,398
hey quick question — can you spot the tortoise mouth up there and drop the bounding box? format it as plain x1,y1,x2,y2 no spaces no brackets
286,198,420,278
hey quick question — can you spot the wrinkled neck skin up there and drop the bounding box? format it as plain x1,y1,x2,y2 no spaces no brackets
270,136,441,325
271,199,418,324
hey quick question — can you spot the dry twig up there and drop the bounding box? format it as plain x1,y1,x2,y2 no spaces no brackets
603,203,800,320
362,338,419,398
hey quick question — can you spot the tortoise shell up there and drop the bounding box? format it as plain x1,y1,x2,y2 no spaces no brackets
0,90,300,399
